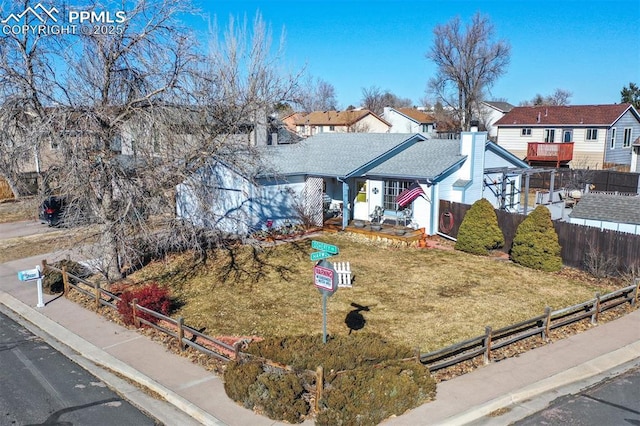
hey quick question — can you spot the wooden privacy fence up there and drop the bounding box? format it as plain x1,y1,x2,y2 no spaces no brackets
420,280,640,371
43,260,237,362
439,200,640,272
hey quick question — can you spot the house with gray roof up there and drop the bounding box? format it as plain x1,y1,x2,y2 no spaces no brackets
569,192,640,234
176,131,529,236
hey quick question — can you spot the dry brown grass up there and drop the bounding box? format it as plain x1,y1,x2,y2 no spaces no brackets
0,197,37,223
129,233,623,353
0,230,72,263
0,198,98,263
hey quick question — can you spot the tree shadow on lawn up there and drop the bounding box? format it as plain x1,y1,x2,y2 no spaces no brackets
345,302,371,335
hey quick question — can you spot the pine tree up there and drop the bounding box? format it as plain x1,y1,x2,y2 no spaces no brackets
511,206,562,271
454,198,504,255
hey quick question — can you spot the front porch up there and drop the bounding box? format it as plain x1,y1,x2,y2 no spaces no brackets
323,217,425,245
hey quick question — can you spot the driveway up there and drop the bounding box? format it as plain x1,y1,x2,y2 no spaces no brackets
0,220,59,240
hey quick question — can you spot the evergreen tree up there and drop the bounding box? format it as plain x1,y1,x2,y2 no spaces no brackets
511,206,562,272
455,198,504,255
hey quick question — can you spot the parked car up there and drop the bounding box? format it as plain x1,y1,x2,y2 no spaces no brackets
39,196,66,227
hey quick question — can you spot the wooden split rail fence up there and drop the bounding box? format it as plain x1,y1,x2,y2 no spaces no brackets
43,260,237,362
420,280,640,371
43,259,640,372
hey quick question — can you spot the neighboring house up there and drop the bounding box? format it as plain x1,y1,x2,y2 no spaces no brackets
477,101,513,141
292,109,391,137
495,103,640,170
383,107,436,135
569,192,640,235
176,131,530,237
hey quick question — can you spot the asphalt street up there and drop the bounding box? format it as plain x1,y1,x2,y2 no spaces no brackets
0,309,158,426
513,362,640,425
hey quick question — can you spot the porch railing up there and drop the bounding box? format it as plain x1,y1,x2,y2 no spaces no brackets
526,142,574,166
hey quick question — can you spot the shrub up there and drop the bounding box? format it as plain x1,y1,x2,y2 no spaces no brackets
224,334,435,424
43,259,90,294
455,198,504,255
116,283,173,326
248,371,309,423
511,205,562,272
224,360,263,408
316,360,436,426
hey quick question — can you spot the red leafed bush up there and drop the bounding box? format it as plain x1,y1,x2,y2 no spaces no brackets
116,283,173,326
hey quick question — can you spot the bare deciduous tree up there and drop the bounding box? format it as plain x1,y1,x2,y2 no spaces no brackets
295,77,337,112
360,86,412,115
427,13,510,132
520,89,572,106
0,1,301,281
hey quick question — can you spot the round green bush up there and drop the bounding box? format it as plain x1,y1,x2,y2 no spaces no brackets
511,205,562,272
455,198,504,255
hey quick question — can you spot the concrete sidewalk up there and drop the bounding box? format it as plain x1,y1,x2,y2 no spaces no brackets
1,252,639,425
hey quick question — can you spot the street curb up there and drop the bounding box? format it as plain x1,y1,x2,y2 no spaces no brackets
0,290,226,426
434,340,640,425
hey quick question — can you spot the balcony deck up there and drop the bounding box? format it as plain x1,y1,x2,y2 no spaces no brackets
526,142,574,167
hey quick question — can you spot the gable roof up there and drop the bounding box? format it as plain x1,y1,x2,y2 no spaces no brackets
482,101,514,113
260,133,426,177
393,108,436,124
495,103,636,127
569,192,640,225
293,109,390,127
258,132,527,182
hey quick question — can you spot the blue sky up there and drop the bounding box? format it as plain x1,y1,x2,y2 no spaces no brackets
191,0,638,108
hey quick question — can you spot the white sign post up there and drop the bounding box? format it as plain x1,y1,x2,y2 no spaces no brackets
17,266,44,308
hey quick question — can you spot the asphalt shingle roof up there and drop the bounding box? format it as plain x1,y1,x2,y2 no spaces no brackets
258,133,463,180
495,104,633,127
569,192,640,225
395,108,436,124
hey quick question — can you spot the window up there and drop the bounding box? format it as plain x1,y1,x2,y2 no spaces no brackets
563,130,572,143
383,180,412,210
623,127,633,148
521,128,532,136
586,128,598,140
610,128,616,149
544,129,555,143
421,124,429,133
329,125,335,131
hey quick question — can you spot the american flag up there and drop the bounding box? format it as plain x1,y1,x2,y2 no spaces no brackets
396,182,425,207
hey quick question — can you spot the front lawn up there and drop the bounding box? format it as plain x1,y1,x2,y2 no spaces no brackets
129,232,621,352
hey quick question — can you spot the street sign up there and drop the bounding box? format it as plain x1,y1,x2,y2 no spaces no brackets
314,263,337,292
18,268,41,282
311,240,339,255
310,251,333,261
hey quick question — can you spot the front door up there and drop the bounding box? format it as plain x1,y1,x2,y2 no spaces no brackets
353,180,368,220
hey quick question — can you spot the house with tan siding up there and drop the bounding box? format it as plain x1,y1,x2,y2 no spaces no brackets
293,109,390,137
495,103,640,170
383,107,437,135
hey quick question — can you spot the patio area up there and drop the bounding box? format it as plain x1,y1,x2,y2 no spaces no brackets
323,217,425,245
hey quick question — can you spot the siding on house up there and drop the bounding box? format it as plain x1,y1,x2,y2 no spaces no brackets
495,104,640,170
604,110,638,166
